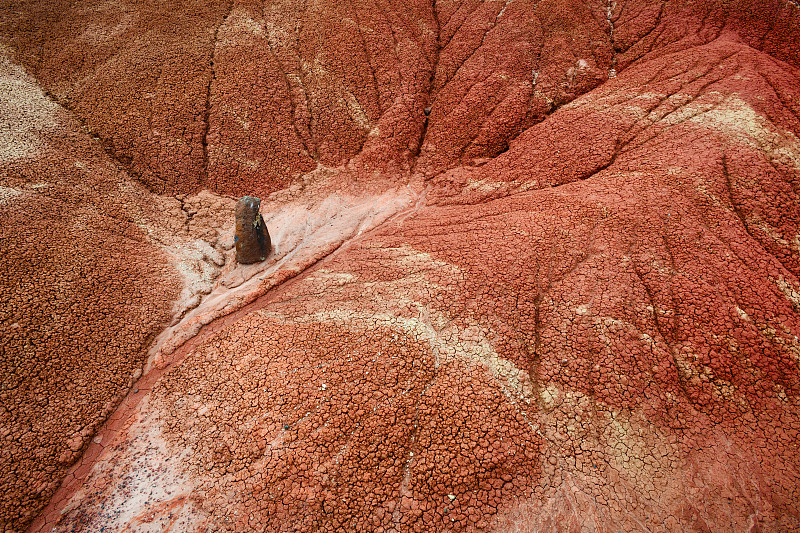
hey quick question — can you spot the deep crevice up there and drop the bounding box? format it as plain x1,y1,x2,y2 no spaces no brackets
35,85,164,194
615,0,666,59
411,0,442,165
721,152,756,243
578,139,620,181
262,18,319,163
352,8,384,116
606,0,618,78
200,1,234,191
629,260,693,404
445,0,513,88
439,0,486,58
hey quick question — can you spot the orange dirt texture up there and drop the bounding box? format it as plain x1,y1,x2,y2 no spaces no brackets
1,0,799,532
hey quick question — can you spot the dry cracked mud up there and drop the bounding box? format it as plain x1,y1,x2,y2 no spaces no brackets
1,0,799,531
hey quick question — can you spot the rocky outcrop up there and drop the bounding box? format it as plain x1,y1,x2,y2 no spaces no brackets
1,0,799,532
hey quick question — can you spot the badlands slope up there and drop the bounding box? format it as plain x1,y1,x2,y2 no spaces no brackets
1,0,799,531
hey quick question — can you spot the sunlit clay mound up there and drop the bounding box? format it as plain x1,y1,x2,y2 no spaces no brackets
1,0,799,531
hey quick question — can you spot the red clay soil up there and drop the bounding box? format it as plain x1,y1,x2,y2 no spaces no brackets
8,0,796,197
0,55,235,532
1,0,800,532
0,56,182,529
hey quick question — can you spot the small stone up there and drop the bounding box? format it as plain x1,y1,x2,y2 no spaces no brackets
67,435,83,452
447,494,456,501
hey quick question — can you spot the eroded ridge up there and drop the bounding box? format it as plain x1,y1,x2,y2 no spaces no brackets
7,0,797,198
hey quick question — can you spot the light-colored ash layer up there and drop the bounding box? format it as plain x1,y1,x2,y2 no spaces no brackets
1,0,799,531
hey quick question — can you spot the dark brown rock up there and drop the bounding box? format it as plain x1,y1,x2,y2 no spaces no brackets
235,196,271,264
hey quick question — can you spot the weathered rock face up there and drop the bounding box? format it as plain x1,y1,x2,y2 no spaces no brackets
1,0,799,532
235,196,271,264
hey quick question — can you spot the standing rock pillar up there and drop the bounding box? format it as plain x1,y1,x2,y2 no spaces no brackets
235,196,271,264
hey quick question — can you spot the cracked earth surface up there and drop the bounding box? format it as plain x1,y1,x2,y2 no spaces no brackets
1,0,799,531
